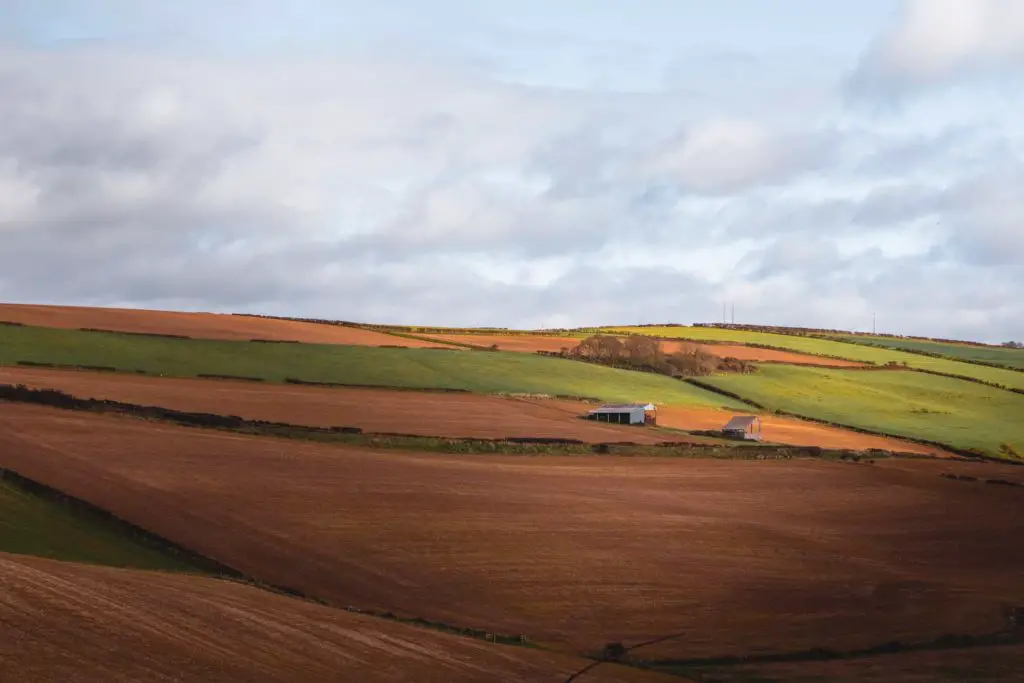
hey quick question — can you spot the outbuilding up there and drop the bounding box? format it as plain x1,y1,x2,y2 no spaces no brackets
586,403,656,426
722,415,763,441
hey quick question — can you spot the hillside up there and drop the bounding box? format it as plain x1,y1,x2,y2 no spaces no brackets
827,334,1024,370
0,324,745,409
3,402,1023,661
697,365,1024,459
609,326,1024,391
2,553,669,683
0,479,201,572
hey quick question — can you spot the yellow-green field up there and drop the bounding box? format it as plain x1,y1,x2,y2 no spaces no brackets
609,326,1024,391
697,365,1024,459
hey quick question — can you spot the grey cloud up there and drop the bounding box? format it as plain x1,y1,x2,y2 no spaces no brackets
0,34,1022,343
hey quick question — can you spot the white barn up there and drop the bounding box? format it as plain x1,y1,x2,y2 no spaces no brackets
586,403,656,425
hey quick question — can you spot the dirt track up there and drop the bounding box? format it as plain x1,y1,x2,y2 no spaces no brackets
0,553,670,683
0,367,669,444
0,366,947,453
2,403,1020,660
0,303,449,347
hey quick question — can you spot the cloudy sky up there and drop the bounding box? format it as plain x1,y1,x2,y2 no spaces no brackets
1,1,1022,341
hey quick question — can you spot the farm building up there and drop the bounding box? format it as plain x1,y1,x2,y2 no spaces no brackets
722,415,763,441
586,403,657,426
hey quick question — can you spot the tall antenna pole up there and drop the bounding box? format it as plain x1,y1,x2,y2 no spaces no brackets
723,302,726,324
873,313,876,335
731,304,735,325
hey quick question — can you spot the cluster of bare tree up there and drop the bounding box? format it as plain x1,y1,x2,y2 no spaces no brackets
564,335,752,377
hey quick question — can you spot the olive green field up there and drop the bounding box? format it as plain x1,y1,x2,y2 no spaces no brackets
0,324,745,410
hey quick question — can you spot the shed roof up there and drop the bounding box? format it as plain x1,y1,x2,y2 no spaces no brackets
588,403,655,414
723,415,761,431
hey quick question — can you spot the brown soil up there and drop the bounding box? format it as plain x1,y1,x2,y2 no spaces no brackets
0,366,670,444
2,404,1020,660
0,553,671,683
653,405,949,456
660,341,869,368
0,303,450,348
418,333,583,353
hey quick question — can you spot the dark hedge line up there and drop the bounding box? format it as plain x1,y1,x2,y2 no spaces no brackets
0,384,362,434
682,379,766,409
196,373,266,382
0,467,536,648
0,320,26,327
0,467,245,578
639,627,1024,671
810,333,1024,374
248,338,302,344
283,377,472,393
78,327,192,340
16,360,118,372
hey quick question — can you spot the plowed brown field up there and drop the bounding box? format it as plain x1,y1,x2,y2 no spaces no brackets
416,333,868,367
0,303,449,347
0,366,946,452
0,367,668,444
2,404,1020,660
0,553,671,683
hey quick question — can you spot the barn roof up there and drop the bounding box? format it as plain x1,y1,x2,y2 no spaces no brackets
588,403,655,414
723,415,760,430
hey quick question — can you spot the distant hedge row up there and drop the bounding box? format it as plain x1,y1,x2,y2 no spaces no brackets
0,383,363,434
809,333,1024,375
78,327,191,340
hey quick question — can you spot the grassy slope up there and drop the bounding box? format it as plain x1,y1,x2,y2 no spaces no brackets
610,326,1024,391
828,334,1024,370
0,325,744,409
699,365,1024,458
0,481,200,571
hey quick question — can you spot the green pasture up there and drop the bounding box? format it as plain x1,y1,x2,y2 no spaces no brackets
0,324,744,409
608,326,1024,391
0,481,201,571
699,365,1024,459
827,334,1024,370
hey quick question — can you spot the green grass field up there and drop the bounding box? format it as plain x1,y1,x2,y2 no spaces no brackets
0,325,745,409
0,480,202,571
826,334,1024,370
698,365,1024,459
609,326,1024,391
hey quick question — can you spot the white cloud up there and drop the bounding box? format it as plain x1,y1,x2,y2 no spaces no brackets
852,0,1024,92
0,25,1022,343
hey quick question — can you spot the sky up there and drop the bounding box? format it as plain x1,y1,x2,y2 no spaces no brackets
1,1,1022,341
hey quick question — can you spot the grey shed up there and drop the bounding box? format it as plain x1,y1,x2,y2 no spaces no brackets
722,415,763,441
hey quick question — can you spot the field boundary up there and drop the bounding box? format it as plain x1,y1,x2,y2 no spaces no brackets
0,467,539,649
632,626,1024,677
0,382,914,460
0,467,244,578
